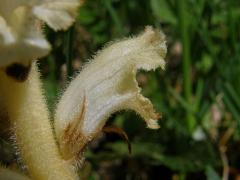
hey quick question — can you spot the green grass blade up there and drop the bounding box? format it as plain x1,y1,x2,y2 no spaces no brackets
66,26,74,79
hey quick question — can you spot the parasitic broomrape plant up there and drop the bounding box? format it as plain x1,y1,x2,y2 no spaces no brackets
0,0,81,179
54,26,167,161
0,0,167,179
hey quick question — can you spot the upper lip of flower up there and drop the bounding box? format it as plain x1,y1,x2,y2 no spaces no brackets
0,0,80,68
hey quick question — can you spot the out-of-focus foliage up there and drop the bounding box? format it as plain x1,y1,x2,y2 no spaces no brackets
1,0,240,179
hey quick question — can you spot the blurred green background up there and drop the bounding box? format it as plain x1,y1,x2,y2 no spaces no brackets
2,0,240,179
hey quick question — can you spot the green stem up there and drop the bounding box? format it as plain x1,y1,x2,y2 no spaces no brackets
177,0,195,132
102,0,124,36
66,26,74,79
227,0,237,53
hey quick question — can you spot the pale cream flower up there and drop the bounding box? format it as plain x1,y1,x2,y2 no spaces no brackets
0,0,80,67
54,26,167,160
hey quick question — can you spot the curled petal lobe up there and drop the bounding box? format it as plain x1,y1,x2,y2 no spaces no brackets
54,26,167,160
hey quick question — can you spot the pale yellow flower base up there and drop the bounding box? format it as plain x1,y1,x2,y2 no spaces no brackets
0,63,78,180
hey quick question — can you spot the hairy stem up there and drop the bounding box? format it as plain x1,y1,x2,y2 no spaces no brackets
0,166,30,180
0,63,78,180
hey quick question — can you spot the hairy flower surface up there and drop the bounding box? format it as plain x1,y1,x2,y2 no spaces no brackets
0,166,30,180
54,26,167,160
0,0,80,67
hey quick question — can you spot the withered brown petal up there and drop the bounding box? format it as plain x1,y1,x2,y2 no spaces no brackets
103,125,131,154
